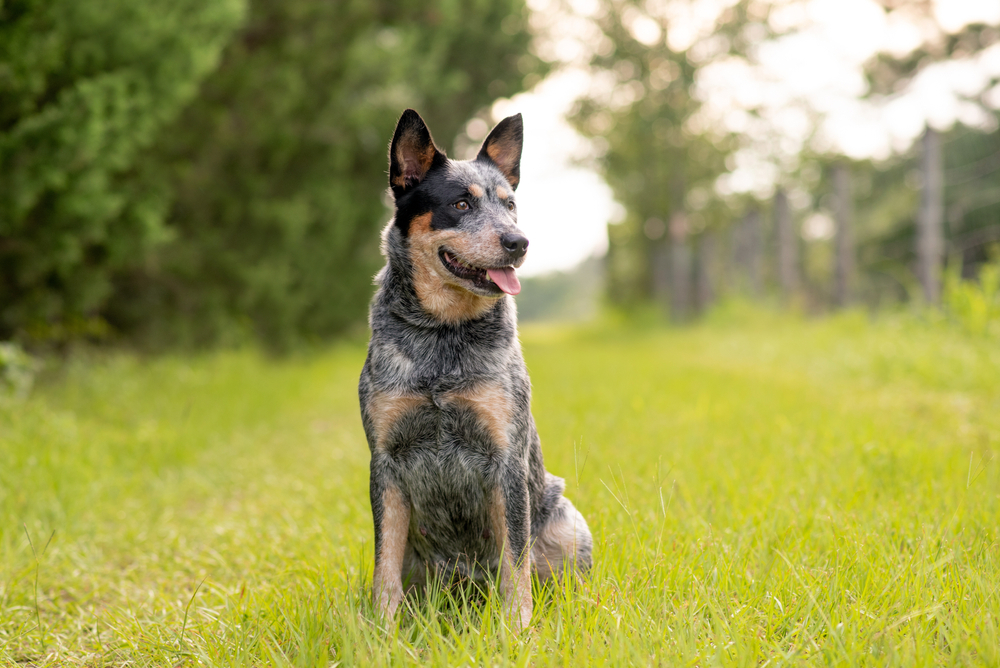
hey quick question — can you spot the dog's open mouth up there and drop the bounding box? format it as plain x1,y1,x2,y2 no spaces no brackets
439,249,521,295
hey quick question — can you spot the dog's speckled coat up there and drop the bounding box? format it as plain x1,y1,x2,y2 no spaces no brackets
359,110,592,628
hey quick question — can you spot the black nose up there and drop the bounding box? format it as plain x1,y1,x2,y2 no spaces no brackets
500,233,529,259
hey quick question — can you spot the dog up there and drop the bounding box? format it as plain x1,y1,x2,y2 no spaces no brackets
358,109,593,628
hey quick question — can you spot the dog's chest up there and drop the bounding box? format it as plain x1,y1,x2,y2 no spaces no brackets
367,332,526,570
371,339,524,463
384,381,513,571
399,441,498,570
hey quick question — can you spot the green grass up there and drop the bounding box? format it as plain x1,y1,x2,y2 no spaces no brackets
2,311,999,666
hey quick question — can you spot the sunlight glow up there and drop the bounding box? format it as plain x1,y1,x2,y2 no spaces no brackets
487,70,614,277
500,0,1000,275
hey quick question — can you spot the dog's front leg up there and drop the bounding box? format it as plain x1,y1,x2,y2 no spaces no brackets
490,473,532,630
371,461,409,619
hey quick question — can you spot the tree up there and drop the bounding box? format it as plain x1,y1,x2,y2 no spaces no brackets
865,2,1000,101
0,0,245,342
103,0,542,349
569,0,750,315
862,1,999,305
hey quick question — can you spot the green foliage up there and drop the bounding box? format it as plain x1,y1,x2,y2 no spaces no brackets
0,0,246,341
853,118,1000,307
103,0,542,350
864,4,999,98
2,316,1000,664
944,253,1000,336
0,342,36,399
1,0,541,350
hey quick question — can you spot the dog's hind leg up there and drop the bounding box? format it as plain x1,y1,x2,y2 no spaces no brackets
400,542,428,593
531,495,592,582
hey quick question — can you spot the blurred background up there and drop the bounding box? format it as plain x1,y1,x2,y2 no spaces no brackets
2,0,999,354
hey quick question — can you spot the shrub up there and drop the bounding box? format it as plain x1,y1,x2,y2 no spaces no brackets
944,254,1000,337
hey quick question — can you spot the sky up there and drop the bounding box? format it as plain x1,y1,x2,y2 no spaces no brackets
485,71,620,277
488,0,1000,277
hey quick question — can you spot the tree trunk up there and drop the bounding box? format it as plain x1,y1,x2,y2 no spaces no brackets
723,225,735,295
736,209,762,296
774,188,798,298
833,164,854,307
650,235,670,306
669,212,691,321
917,126,944,305
695,231,715,313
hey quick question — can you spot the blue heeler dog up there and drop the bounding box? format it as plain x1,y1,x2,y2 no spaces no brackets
358,110,593,628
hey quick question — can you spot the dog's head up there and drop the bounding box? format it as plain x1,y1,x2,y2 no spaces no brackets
386,109,528,323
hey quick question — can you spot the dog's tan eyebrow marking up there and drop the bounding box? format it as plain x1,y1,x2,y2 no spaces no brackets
468,183,485,198
446,382,513,449
370,391,426,449
496,186,508,199
410,211,433,235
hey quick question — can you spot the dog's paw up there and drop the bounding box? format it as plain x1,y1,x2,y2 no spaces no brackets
374,580,403,620
503,595,532,631
516,602,532,631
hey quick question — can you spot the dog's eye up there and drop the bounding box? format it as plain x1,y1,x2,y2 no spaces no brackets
453,200,470,211
506,200,515,212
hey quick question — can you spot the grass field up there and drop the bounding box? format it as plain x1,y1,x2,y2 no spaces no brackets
2,309,999,666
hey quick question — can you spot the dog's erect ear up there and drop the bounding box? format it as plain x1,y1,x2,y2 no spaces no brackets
389,109,442,192
477,113,523,190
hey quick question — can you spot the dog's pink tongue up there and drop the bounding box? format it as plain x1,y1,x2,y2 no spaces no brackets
487,267,521,295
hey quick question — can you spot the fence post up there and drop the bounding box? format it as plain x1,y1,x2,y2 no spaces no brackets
833,164,854,306
775,188,798,298
669,212,691,321
917,126,944,305
695,231,715,313
740,209,763,296
650,232,670,307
